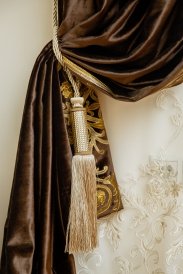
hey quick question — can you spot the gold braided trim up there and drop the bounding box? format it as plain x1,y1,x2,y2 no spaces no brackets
75,151,92,155
63,56,112,93
70,107,85,112
161,67,183,90
61,56,183,101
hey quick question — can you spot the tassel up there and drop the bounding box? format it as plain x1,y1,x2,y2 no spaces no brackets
65,97,97,254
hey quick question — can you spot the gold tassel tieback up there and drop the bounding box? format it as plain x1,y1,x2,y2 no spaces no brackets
65,96,98,254
52,2,98,253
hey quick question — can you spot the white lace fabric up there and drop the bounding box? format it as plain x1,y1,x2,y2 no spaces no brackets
74,84,183,274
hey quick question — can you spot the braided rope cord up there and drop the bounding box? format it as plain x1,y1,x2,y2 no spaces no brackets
52,0,80,97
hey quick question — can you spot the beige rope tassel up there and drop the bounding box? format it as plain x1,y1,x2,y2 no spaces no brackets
65,97,97,254
52,0,97,253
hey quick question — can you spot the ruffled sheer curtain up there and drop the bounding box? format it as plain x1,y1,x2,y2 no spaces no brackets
74,83,183,274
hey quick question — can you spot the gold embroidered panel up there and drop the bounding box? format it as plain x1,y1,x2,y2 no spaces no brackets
61,79,123,218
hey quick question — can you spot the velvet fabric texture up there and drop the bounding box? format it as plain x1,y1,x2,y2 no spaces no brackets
0,43,76,274
59,0,183,101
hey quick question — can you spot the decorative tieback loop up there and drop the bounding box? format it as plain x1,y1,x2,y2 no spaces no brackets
53,0,98,254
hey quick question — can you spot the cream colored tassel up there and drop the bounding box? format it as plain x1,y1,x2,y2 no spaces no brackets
65,97,97,254
52,0,98,253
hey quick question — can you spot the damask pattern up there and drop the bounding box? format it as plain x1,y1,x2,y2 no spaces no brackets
74,87,183,274
60,80,122,218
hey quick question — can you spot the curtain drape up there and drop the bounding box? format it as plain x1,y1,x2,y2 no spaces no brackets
58,0,183,101
1,1,183,273
0,43,75,274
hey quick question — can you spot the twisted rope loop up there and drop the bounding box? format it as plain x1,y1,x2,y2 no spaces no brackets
52,0,80,97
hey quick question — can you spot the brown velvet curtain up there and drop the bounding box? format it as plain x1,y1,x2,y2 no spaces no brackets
0,43,75,274
1,1,183,274
58,0,183,101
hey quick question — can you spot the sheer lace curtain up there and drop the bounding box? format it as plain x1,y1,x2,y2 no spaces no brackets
74,83,183,274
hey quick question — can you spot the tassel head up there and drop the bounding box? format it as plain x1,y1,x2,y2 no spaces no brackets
70,97,91,154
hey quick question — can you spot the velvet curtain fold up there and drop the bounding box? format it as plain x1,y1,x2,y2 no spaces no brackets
0,43,75,274
58,0,183,101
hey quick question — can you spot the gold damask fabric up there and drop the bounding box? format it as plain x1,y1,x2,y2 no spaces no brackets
61,78,123,218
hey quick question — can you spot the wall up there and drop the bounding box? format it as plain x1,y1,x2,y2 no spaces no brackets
0,0,52,254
